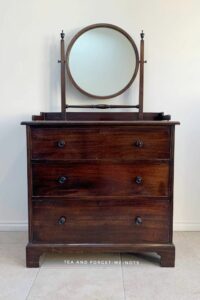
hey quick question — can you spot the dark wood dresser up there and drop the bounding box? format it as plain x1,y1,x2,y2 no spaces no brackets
22,24,180,267
22,112,179,267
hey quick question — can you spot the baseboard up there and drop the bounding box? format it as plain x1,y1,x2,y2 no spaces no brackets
0,222,200,231
173,222,200,231
0,222,28,231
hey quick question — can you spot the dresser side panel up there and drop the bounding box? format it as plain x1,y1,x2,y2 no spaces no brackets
26,126,33,242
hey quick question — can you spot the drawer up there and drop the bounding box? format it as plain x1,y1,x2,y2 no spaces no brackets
31,126,170,160
32,161,169,198
32,200,170,243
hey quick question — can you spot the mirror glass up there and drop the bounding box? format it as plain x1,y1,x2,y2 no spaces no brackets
67,26,138,98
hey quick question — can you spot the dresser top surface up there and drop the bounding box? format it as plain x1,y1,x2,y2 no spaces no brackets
21,120,180,126
21,112,180,126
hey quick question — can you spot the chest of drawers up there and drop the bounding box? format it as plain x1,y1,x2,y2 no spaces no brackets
22,114,179,267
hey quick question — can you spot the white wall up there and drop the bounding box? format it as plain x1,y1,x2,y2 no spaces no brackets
0,0,200,231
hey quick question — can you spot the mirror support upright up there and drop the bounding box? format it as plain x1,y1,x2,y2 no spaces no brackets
138,30,146,120
60,30,66,120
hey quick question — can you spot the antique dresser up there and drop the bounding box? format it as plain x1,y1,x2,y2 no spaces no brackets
22,24,179,267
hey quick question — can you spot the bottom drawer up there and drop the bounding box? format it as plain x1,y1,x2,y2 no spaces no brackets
31,200,170,244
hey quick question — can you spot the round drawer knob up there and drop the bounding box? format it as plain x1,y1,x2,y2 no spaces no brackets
58,216,66,225
135,140,144,148
135,176,142,184
135,216,142,225
57,140,65,148
58,176,67,184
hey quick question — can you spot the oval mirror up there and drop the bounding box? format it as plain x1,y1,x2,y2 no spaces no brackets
66,24,139,99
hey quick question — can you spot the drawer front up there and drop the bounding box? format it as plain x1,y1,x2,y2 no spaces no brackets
31,127,170,160
32,161,169,198
32,200,170,244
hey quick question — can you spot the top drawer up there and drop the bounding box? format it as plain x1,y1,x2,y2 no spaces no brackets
31,126,171,160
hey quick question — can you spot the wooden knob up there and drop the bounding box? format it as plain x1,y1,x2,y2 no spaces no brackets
58,176,67,184
58,216,66,225
135,140,144,148
135,176,142,184
57,140,65,148
135,216,142,225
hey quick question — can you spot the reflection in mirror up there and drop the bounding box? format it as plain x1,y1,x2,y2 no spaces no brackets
67,27,138,98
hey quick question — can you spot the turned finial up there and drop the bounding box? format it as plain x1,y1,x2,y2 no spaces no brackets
140,30,145,40
60,30,65,40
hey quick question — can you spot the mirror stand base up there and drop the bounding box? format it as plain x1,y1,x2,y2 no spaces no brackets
31,111,171,122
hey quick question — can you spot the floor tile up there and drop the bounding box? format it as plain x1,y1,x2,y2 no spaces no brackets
122,232,200,300
0,231,27,244
27,268,125,300
0,232,200,300
0,243,26,267
0,244,38,300
182,232,200,259
174,232,200,270
122,267,200,300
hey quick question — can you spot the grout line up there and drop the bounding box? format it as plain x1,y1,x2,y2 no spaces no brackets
25,266,41,300
120,253,127,300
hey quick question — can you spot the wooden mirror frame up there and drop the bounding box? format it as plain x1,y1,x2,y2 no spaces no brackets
65,23,139,99
59,24,146,120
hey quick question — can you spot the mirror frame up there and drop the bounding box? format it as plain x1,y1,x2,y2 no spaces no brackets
66,23,140,99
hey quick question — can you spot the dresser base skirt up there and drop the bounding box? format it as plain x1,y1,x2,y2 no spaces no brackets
26,242,175,268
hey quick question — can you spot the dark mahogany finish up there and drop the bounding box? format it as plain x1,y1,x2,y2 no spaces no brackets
22,113,179,268
31,126,170,160
32,161,169,197
32,199,170,244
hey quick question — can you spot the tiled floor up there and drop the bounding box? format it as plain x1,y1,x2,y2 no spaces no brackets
0,232,200,300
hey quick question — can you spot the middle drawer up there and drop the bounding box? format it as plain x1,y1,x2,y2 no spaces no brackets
32,161,169,198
